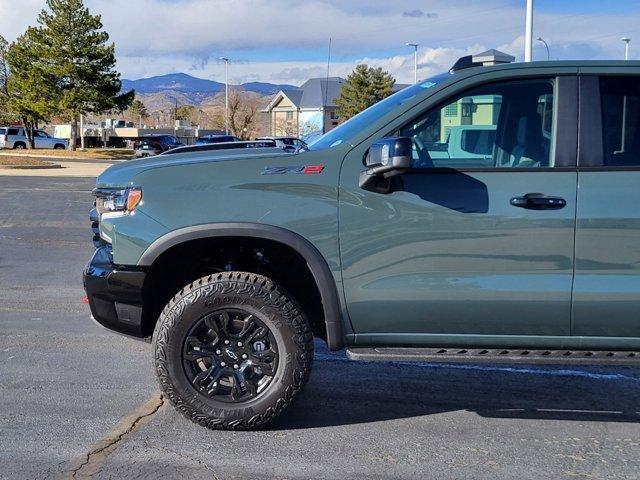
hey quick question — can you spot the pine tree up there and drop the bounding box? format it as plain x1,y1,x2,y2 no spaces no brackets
175,105,196,122
0,35,14,126
0,35,8,97
336,64,395,122
129,99,148,126
5,30,58,148
35,0,134,149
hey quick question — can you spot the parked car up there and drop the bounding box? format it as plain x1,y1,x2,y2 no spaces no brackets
163,139,279,155
84,56,640,431
195,135,240,145
133,135,183,157
256,136,307,152
0,127,68,150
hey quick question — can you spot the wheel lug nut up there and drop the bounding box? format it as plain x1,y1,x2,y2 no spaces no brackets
233,364,239,369
237,342,243,347
216,350,221,355
220,362,226,367
242,354,248,359
224,340,230,345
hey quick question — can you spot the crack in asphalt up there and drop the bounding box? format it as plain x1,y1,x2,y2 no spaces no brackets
62,394,165,480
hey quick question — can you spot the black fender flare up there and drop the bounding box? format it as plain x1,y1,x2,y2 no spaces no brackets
137,222,344,350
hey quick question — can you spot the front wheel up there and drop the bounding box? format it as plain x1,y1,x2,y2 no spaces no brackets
152,272,314,430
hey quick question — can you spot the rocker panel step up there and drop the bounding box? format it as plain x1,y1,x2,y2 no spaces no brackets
346,347,640,365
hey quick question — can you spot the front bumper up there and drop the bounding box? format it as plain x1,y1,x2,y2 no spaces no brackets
83,245,147,337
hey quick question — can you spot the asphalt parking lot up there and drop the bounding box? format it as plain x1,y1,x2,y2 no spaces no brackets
1,175,639,480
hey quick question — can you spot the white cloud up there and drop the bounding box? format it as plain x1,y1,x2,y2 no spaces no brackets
0,0,42,40
1,0,639,83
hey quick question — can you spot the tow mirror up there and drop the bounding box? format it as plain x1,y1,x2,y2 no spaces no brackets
359,137,413,191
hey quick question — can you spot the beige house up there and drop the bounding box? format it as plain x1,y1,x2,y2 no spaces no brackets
440,95,502,140
264,77,345,139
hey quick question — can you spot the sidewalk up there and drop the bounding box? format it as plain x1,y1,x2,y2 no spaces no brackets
0,154,122,164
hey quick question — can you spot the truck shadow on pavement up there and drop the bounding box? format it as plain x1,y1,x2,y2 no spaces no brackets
271,342,640,430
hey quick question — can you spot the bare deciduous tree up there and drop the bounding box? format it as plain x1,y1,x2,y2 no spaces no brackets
273,116,298,136
227,88,262,140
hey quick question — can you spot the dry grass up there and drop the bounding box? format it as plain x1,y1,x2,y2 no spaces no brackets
0,156,54,167
0,148,135,159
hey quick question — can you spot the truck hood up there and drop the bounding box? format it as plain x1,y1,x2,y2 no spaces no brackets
96,147,289,188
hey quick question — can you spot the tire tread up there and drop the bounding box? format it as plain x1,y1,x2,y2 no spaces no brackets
152,271,314,430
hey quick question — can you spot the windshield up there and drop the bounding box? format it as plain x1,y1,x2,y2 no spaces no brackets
308,72,451,151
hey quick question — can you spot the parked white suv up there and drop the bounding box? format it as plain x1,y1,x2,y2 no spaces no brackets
0,127,69,150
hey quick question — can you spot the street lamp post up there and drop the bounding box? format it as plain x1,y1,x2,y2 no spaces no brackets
536,37,550,60
79,114,85,150
621,38,631,152
219,57,230,134
622,37,631,60
405,43,418,84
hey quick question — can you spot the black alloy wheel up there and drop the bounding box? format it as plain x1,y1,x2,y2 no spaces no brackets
183,308,279,403
153,272,314,430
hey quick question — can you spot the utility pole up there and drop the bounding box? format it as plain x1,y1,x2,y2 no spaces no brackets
536,37,550,60
219,57,230,134
406,43,419,84
524,0,534,62
622,37,631,60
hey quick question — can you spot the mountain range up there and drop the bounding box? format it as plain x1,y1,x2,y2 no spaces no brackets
121,73,295,98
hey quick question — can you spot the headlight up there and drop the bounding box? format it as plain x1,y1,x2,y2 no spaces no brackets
93,187,143,216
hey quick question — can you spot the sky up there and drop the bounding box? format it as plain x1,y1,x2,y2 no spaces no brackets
1,0,640,86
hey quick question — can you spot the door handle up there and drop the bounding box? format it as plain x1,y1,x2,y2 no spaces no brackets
510,193,566,210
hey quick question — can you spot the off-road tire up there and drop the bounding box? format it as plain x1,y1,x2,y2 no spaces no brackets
13,142,26,149
152,271,314,430
53,144,66,150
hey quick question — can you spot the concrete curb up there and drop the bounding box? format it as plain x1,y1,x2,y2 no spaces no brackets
0,163,63,170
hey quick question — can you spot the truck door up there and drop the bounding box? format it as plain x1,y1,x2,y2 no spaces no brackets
573,74,640,337
339,76,579,344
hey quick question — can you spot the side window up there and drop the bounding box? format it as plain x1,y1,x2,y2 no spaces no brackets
600,76,640,166
400,79,555,169
7,128,19,136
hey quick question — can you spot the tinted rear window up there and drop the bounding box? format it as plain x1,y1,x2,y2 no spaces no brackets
135,137,159,147
601,76,640,166
202,136,236,143
8,128,19,135
0,128,5,135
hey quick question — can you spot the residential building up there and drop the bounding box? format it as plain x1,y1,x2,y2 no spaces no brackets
264,77,346,139
438,50,518,141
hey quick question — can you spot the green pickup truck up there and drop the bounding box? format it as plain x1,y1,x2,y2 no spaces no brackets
84,55,640,430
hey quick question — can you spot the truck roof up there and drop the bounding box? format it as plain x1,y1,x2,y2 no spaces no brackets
451,59,640,76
